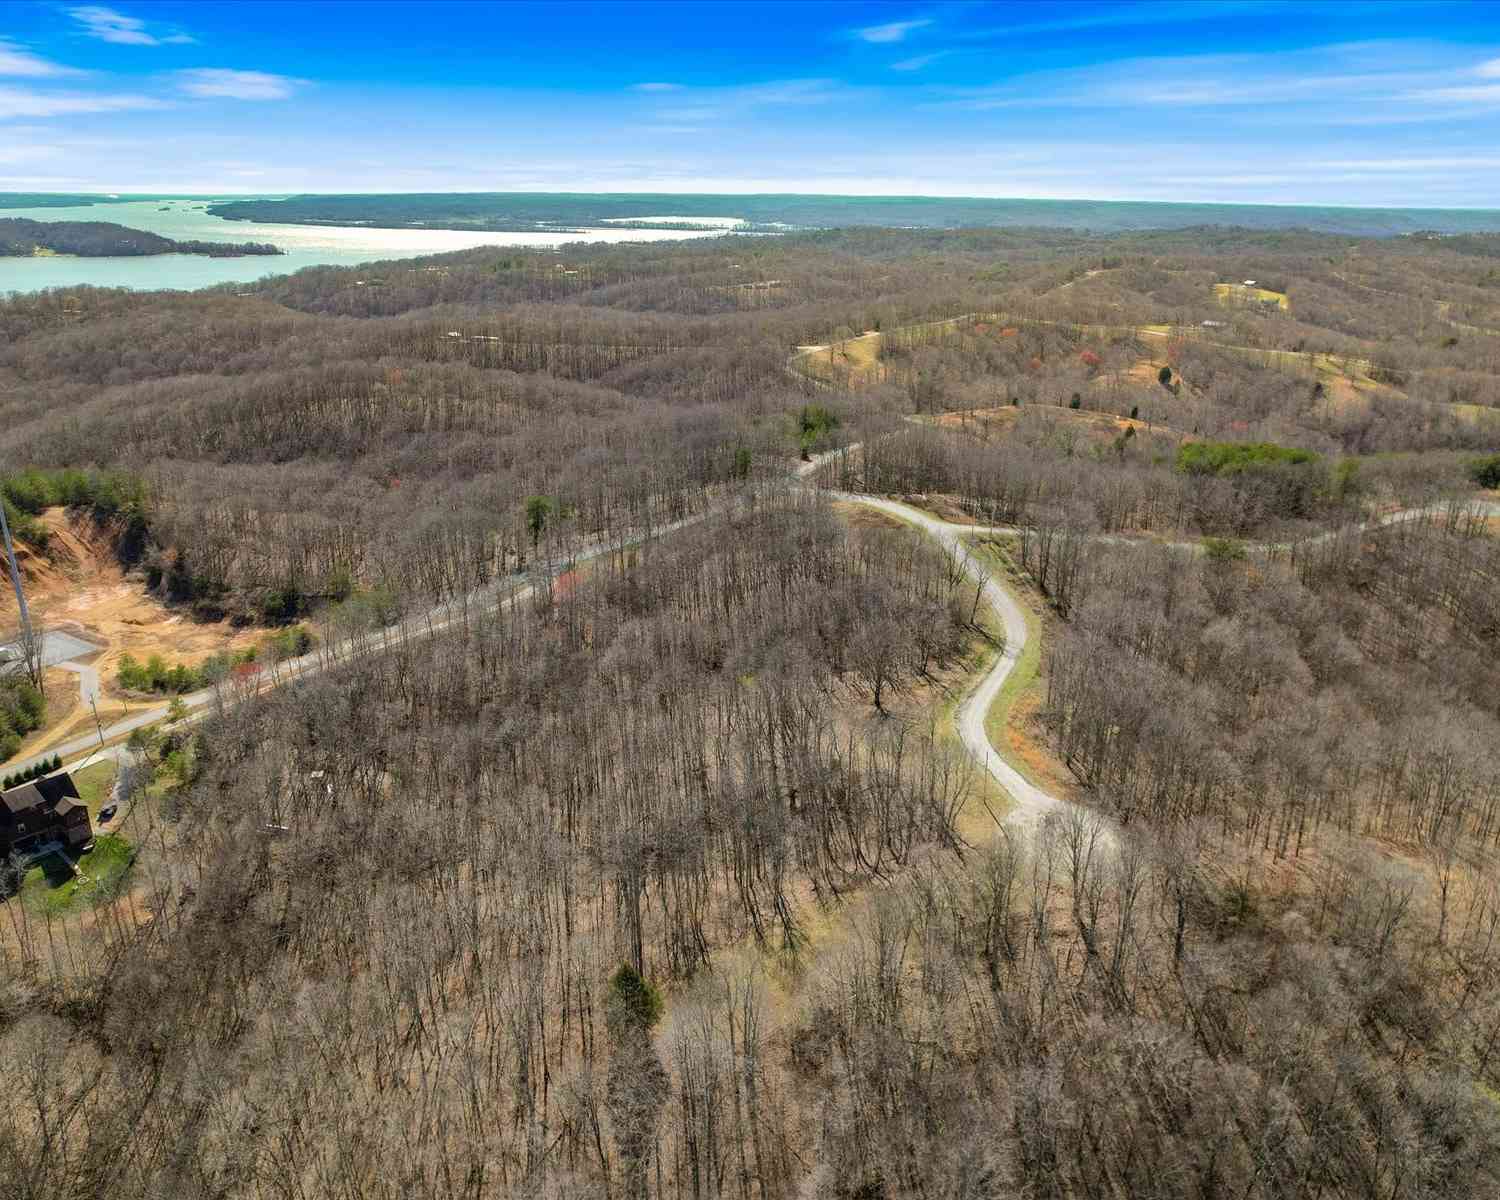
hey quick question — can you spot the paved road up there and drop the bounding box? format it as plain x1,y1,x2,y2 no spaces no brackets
1,502,730,777
56,659,101,706
6,432,1490,858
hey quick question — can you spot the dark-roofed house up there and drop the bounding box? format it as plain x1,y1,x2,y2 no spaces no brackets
1,772,92,859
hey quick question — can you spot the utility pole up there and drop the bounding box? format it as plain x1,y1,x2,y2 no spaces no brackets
0,499,34,671
90,695,105,751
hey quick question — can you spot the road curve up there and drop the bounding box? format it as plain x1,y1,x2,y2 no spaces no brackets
13,435,1490,842
831,492,1064,829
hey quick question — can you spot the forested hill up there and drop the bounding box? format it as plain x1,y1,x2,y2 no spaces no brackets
3,226,1500,1196
0,218,282,258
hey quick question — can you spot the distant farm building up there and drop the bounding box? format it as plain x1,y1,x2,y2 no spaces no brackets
1,771,91,859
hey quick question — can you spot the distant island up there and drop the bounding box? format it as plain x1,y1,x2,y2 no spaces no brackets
0,193,120,209
207,193,772,234
204,191,1500,238
0,218,282,258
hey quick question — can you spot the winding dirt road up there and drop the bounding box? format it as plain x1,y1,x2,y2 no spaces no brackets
832,492,1064,829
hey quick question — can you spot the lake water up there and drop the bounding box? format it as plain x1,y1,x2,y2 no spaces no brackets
5,192,1500,296
0,198,731,294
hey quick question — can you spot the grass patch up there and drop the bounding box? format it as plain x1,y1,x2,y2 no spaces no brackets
1453,403,1500,428
1214,282,1289,311
1178,439,1320,474
792,330,883,386
71,760,117,818
966,535,1049,791
21,833,135,916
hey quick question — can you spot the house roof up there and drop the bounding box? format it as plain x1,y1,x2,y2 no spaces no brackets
1,784,43,815
1,772,82,815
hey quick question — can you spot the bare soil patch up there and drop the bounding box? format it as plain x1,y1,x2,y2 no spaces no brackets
933,401,1186,443
1,508,260,762
829,500,905,529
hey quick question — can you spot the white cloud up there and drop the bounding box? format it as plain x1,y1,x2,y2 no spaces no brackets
0,39,81,77
632,82,682,92
856,19,930,44
68,6,193,46
1478,57,1500,79
177,69,300,100
0,84,164,119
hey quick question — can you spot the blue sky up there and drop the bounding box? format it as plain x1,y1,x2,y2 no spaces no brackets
2,1,1499,204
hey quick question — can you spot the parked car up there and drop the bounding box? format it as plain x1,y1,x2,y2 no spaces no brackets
97,804,117,824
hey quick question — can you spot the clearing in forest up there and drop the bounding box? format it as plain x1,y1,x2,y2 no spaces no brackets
791,329,884,386
0,508,261,765
1451,402,1500,430
1214,281,1290,311
929,401,1188,446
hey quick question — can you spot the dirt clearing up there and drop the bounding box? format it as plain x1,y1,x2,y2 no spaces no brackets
1,508,260,763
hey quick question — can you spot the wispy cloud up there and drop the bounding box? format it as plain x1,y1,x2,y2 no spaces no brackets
69,5,194,46
0,84,164,119
177,69,301,100
1402,54,1500,106
0,39,82,78
728,79,843,106
941,42,1500,122
1410,82,1500,103
632,81,682,92
1312,155,1500,171
856,19,930,44
647,77,846,125
892,52,947,72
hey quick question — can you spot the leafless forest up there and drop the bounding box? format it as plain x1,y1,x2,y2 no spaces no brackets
2,225,1500,1197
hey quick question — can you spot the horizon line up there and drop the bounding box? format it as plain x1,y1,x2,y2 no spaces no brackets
5,189,1500,214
